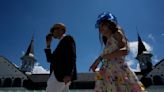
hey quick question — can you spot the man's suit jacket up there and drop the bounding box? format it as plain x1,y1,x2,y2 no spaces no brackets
45,35,77,82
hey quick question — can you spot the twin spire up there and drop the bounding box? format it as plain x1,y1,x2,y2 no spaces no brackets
137,33,147,56
21,35,36,73
25,36,34,57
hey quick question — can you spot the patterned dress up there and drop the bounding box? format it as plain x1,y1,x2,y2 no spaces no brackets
93,35,146,92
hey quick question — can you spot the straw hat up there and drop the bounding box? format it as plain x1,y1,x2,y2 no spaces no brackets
50,23,66,33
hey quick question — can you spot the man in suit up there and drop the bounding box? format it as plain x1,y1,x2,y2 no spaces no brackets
44,23,77,92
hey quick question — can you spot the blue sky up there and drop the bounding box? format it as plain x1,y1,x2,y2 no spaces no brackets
0,0,164,73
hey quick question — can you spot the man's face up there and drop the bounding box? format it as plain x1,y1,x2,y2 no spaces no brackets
51,29,65,39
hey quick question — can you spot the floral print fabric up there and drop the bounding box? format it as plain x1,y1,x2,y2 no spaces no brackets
93,36,146,92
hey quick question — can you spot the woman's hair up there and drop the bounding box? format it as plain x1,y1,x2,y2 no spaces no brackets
99,34,107,46
99,20,129,52
101,20,118,34
99,20,118,46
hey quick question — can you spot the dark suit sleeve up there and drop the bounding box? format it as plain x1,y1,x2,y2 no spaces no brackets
64,36,76,76
44,48,53,63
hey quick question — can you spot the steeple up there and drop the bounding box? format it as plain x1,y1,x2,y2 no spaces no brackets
25,36,34,57
136,33,153,75
20,35,36,73
137,33,147,56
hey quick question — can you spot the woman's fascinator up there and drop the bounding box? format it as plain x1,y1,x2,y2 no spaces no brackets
95,12,117,28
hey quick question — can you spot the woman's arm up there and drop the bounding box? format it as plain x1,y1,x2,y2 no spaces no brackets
89,56,103,72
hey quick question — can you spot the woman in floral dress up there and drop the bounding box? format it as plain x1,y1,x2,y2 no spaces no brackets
89,12,146,92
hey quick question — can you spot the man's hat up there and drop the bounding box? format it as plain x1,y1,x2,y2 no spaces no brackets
50,23,66,33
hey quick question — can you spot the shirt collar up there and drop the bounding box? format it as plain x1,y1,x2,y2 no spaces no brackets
60,34,66,41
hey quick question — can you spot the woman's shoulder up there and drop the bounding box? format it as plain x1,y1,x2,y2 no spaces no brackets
112,29,128,49
113,29,124,41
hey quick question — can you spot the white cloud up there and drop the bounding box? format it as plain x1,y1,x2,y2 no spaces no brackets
148,34,155,41
152,55,160,65
22,51,25,55
130,63,140,72
126,57,140,72
161,33,164,36
129,41,152,57
126,59,135,66
32,63,50,74
135,63,141,71
125,41,153,72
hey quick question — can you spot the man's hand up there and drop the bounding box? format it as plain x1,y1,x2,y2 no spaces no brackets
63,76,71,85
46,34,52,48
